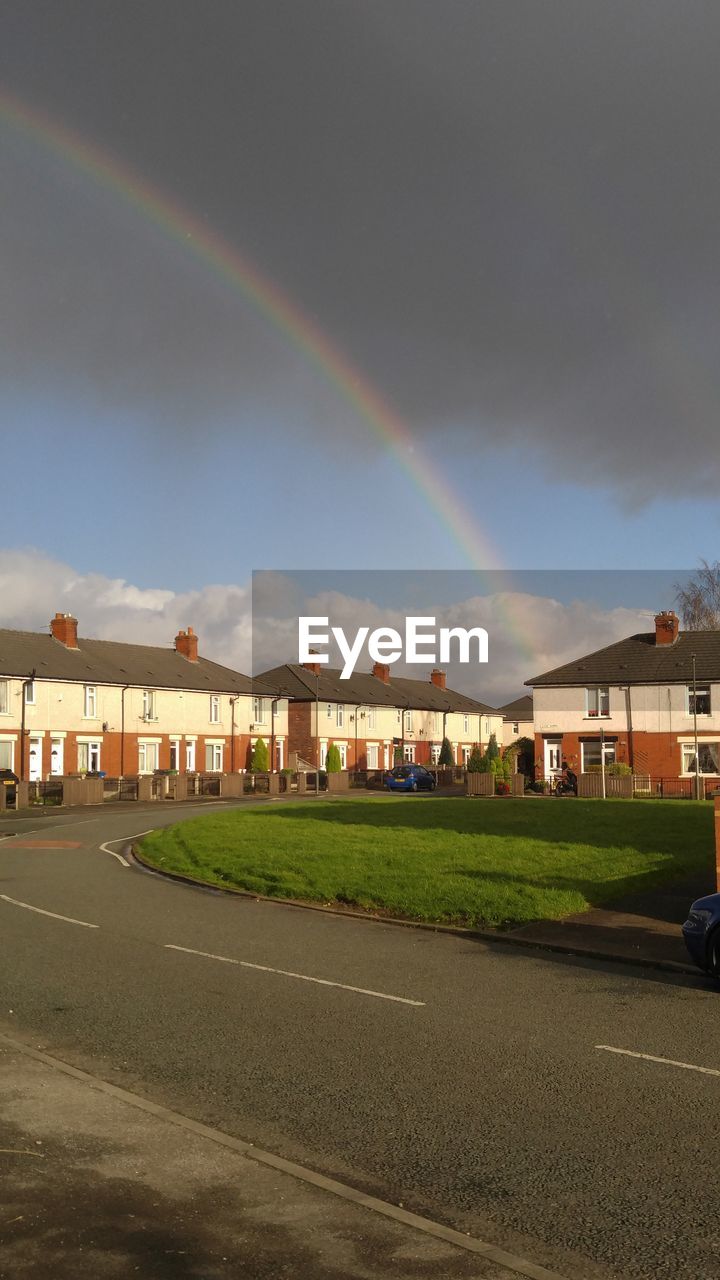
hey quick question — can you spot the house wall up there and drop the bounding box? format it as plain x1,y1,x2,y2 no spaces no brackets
0,676,287,776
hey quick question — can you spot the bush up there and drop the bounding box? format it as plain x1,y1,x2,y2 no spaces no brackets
438,737,454,767
325,743,342,773
608,762,632,776
487,733,500,760
467,744,484,773
495,780,511,795
250,738,269,771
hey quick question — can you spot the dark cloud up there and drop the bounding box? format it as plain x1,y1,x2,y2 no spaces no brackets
2,0,720,495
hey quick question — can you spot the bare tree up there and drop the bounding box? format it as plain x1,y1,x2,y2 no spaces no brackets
675,560,720,629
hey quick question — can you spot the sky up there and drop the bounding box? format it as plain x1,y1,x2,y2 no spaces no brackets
2,2,719,686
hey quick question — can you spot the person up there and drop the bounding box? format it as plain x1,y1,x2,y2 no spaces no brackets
564,762,577,794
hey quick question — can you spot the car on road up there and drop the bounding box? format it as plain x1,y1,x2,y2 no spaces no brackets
384,764,436,792
682,892,720,975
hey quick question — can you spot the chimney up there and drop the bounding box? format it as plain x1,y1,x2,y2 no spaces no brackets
175,626,199,662
302,651,322,676
430,668,447,690
372,661,391,683
654,610,680,646
50,613,79,649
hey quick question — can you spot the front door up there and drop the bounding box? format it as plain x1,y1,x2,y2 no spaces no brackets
544,738,562,780
50,738,64,776
29,738,42,781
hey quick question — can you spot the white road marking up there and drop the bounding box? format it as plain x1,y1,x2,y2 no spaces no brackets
99,830,153,867
165,944,425,1006
0,894,99,929
596,1044,720,1078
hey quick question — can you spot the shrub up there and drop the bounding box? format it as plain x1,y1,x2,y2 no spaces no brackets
250,738,269,772
608,762,632,776
495,780,511,795
487,733,500,760
467,744,484,773
438,737,454,767
325,743,342,773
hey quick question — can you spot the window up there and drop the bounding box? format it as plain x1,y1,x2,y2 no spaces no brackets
209,695,220,723
336,704,344,728
327,703,333,719
78,741,101,773
462,745,472,764
581,739,616,771
337,743,347,768
169,739,180,771
406,710,413,732
0,681,7,714
186,740,196,771
463,715,470,735
205,742,223,772
24,680,36,706
586,687,610,718
138,741,158,773
396,709,402,727
367,706,376,730
142,689,157,721
403,744,415,762
682,742,720,775
433,712,442,735
84,685,96,718
431,743,441,765
0,741,13,770
688,686,711,717
513,722,519,735
253,696,267,724
367,743,378,768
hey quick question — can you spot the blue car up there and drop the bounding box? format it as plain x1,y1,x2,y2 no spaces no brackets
384,764,436,793
682,893,720,975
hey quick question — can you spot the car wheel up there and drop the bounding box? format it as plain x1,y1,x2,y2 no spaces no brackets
411,781,418,791
707,927,720,977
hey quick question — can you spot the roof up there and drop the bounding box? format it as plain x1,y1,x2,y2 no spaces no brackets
0,628,279,696
497,694,533,721
256,663,500,715
526,630,720,688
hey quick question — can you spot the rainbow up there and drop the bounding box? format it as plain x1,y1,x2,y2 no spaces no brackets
1,87,502,572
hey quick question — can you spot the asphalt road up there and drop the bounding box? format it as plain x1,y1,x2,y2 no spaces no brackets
1,800,719,1280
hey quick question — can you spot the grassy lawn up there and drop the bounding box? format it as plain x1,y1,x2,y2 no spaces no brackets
137,796,715,929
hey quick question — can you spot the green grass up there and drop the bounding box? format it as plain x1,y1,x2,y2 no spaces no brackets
137,796,715,929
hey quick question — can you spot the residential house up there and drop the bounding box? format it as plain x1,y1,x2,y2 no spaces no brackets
497,695,534,750
0,613,286,780
257,658,504,770
527,609,720,783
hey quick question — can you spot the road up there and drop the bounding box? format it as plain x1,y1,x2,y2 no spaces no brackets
1,800,718,1280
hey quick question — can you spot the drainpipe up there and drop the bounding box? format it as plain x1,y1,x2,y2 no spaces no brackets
120,685,129,777
19,668,36,782
230,696,239,773
692,653,700,800
315,672,320,795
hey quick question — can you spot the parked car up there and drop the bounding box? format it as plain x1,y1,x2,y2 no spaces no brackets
384,764,436,792
682,893,720,975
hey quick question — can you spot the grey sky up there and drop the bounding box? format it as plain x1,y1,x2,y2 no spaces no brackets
3,1,720,500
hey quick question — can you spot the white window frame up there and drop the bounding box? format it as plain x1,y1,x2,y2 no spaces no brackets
406,709,413,732
367,706,376,730
585,687,610,719
142,689,158,721
336,703,344,728
253,696,267,724
430,743,441,765
687,686,711,717
513,722,519,735
337,742,347,768
403,744,415,762
0,738,14,770
366,743,379,768
78,740,102,773
0,680,8,715
326,703,333,719
186,739,196,771
463,714,470,734
24,680,36,706
84,685,97,718
581,739,616,771
209,695,220,724
682,741,720,776
169,738,181,771
205,741,223,772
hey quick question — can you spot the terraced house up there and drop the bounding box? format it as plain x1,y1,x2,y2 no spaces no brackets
527,610,720,785
257,658,504,770
0,614,285,780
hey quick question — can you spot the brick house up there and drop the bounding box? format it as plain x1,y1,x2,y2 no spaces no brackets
257,659,504,770
527,610,720,783
497,695,533,750
0,613,286,780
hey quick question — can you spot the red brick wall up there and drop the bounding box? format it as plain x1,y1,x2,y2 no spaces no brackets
534,730,683,779
288,702,316,766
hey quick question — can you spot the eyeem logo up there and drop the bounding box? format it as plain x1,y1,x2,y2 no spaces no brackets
298,616,489,679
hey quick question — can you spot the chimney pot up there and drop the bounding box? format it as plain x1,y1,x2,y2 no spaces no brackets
175,627,199,662
372,661,391,683
430,668,447,690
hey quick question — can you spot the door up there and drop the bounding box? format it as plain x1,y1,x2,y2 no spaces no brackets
50,738,64,776
544,738,562,779
29,738,42,781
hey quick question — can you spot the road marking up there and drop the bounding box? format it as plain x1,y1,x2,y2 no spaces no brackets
99,830,153,867
0,894,99,929
596,1044,720,1078
165,943,425,1006
0,1032,570,1280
